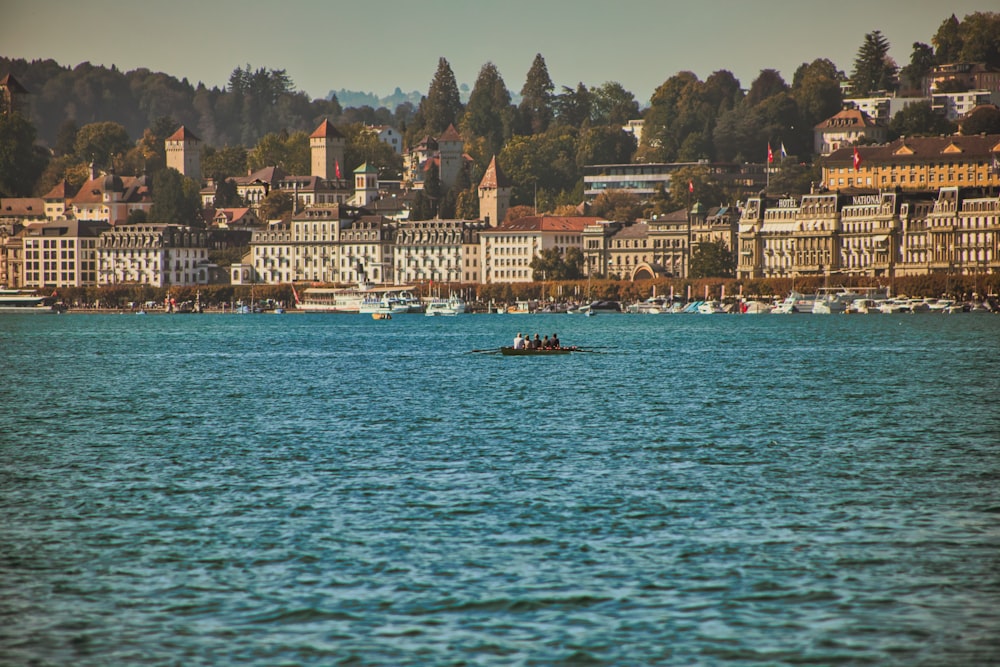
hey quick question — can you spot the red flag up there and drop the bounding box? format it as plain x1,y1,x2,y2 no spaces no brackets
688,180,694,193
852,147,861,171
767,143,774,164
291,283,300,304
335,159,342,179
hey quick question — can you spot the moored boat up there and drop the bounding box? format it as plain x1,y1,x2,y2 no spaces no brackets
425,295,466,316
0,289,64,313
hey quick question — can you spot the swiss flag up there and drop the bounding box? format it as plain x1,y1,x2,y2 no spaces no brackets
767,143,774,164
335,159,342,179
852,147,862,171
688,180,694,193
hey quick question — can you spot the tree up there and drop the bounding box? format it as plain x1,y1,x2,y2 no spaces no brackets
666,166,728,211
53,118,78,156
888,101,957,138
690,240,735,278
590,190,642,222
958,12,1000,66
745,69,789,107
529,246,583,280
932,14,962,64
342,123,403,180
767,161,821,196
460,62,514,163
575,126,636,169
0,112,47,196
960,105,1000,135
259,190,292,221
851,30,897,96
247,131,309,174
899,43,936,93
202,145,248,181
213,178,242,208
590,82,640,126
151,168,202,225
518,53,555,134
792,59,844,131
418,57,463,138
74,121,132,170
554,83,592,128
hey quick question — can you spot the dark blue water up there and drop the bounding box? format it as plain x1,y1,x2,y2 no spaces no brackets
2,312,999,665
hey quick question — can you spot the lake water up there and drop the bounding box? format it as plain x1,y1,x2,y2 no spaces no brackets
2,311,999,665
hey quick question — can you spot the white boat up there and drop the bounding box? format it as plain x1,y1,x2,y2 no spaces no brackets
878,298,912,314
359,294,410,316
0,289,64,313
696,300,727,314
298,284,416,313
812,287,887,314
771,291,817,314
424,295,466,316
739,300,772,314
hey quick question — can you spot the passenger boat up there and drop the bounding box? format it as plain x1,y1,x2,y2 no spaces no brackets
359,295,410,316
0,289,64,313
500,346,575,356
298,283,416,313
425,295,466,316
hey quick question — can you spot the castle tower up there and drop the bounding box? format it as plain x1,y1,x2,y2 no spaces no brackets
310,119,345,182
353,162,379,207
165,126,202,181
437,124,463,190
478,155,511,226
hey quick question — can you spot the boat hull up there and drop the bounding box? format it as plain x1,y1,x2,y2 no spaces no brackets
500,347,574,356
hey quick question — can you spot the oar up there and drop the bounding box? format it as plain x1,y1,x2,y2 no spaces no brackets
467,348,501,354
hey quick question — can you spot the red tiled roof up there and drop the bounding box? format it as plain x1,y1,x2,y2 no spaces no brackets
438,124,462,142
0,198,45,216
487,216,600,233
166,125,200,142
479,156,511,189
815,108,878,130
310,119,344,139
42,180,76,200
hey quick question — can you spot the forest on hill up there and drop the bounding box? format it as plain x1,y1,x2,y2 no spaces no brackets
2,11,998,218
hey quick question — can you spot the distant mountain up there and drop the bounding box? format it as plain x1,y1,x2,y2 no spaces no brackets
328,87,423,110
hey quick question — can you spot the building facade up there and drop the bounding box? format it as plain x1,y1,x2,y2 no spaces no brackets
479,216,597,284
95,223,213,287
393,219,485,286
20,219,109,288
814,108,887,156
823,134,1000,192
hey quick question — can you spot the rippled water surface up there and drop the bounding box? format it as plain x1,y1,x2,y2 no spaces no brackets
2,312,999,665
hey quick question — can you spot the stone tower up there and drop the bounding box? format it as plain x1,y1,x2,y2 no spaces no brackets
478,155,511,226
354,162,379,207
164,126,202,181
437,124,463,190
310,119,346,182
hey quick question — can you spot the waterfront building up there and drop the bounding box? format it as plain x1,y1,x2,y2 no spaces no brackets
394,219,485,285
339,215,395,284
20,219,109,288
823,134,1000,192
737,187,999,280
1,223,23,287
814,108,886,156
479,216,597,284
238,221,292,286
165,126,202,181
95,223,212,287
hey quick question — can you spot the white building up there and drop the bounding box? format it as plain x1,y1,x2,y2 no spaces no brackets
96,223,212,287
479,216,598,284
393,219,485,286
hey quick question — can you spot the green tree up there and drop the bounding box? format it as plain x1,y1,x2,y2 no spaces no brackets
554,83,592,128
690,239,735,279
888,101,957,138
53,118,79,156
590,82,640,126
259,190,292,220
202,145,248,180
851,30,897,96
575,126,636,168
960,105,1000,135
745,69,789,106
342,124,403,180
460,62,514,163
0,112,47,196
666,166,728,211
529,246,583,280
213,178,242,208
590,190,642,222
767,161,821,196
638,71,699,162
899,43,936,93
74,121,132,169
518,53,555,134
152,168,202,225
958,12,1000,66
247,131,309,174
418,57,463,138
932,14,962,64
792,59,844,135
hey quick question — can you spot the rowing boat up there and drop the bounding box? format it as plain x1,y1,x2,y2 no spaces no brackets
500,346,575,356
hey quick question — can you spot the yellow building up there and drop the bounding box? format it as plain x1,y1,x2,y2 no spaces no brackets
822,134,1000,192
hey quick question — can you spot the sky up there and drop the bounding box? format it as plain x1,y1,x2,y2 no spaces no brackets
2,0,994,106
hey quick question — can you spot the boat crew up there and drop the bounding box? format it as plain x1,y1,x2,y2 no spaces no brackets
513,332,524,349
551,333,560,348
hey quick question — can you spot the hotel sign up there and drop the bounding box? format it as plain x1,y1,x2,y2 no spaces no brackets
852,195,881,206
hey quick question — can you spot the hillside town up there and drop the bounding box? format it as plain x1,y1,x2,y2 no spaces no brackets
2,32,1000,300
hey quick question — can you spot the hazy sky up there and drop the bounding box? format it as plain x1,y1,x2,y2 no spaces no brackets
2,0,992,105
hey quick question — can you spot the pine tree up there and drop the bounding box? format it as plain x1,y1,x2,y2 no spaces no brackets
518,54,555,134
420,58,463,137
461,62,513,161
851,30,897,96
